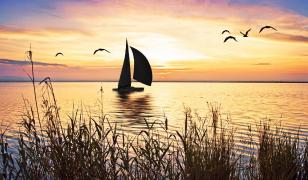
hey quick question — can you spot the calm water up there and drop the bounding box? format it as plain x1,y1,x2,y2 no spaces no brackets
1,82,308,148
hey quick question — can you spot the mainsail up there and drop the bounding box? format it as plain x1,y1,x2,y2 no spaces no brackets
130,47,152,86
118,40,131,88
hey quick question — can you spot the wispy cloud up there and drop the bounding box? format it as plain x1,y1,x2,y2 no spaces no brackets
261,32,308,43
0,25,93,38
253,63,272,66
0,59,67,67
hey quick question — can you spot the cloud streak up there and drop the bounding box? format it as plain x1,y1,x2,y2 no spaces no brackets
0,59,67,67
262,32,308,43
0,25,93,38
252,63,272,66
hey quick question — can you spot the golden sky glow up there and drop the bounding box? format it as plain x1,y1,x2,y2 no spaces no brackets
0,0,308,81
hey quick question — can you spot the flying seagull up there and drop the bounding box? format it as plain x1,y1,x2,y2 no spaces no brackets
224,36,238,43
55,52,64,57
259,26,277,33
222,30,230,34
93,48,111,55
240,28,251,37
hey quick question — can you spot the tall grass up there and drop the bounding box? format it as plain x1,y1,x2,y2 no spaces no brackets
0,123,16,179
177,107,239,179
1,50,308,179
14,78,241,179
256,121,302,179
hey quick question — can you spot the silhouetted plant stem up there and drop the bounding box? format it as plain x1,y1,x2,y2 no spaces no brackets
26,45,42,132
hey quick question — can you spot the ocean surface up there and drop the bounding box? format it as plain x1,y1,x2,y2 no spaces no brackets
1,82,308,149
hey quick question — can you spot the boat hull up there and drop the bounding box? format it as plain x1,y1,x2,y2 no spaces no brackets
112,86,144,93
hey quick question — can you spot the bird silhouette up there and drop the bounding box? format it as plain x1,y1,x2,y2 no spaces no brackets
240,28,251,37
55,52,64,57
224,36,238,43
259,26,277,33
222,30,230,34
93,48,111,55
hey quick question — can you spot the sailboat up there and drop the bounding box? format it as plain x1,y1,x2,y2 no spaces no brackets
112,40,152,93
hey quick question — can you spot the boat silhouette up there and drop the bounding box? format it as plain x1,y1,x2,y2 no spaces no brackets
113,39,152,93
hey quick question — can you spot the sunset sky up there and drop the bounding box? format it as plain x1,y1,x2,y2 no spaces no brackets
0,0,308,81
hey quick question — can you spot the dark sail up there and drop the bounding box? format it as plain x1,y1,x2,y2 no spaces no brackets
118,40,131,89
130,47,152,86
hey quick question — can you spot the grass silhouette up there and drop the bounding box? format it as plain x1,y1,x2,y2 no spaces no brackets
0,51,308,179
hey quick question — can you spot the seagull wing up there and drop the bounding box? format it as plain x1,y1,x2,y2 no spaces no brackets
259,26,266,33
224,36,237,43
94,48,110,54
55,52,63,57
269,26,277,31
103,49,111,53
240,32,245,36
260,26,276,33
222,30,230,34
246,28,251,34
93,49,99,55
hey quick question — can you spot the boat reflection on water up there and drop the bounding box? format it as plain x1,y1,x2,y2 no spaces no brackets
112,92,156,131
